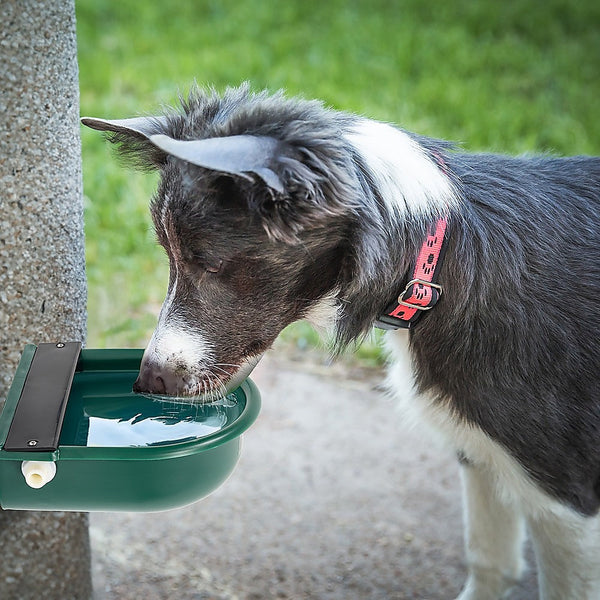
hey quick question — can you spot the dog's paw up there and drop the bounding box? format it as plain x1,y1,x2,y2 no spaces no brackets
455,571,519,600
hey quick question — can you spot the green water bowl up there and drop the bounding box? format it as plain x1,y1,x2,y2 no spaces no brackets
0,344,260,512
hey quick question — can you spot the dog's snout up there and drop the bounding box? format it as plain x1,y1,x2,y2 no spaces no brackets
133,359,178,395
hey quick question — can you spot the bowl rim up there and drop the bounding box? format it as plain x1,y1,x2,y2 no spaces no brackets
0,346,261,462
58,377,261,461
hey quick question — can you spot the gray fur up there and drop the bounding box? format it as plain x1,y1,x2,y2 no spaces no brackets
413,152,600,515
84,84,600,518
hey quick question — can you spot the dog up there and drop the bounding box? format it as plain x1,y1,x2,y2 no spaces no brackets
83,84,600,600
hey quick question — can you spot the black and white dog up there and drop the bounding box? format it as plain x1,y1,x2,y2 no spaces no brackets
83,84,600,600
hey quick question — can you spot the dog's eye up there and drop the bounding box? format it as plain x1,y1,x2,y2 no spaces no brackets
205,260,223,274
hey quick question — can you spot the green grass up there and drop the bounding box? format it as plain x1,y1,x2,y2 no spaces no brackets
77,0,600,360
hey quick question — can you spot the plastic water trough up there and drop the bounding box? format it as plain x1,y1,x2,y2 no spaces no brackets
0,343,260,512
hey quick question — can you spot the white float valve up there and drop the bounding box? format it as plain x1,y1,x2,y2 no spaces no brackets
21,461,57,489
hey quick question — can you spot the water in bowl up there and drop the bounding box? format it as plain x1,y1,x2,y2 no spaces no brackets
59,371,244,448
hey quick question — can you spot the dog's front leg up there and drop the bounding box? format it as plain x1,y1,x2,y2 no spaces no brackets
455,462,526,600
527,507,600,600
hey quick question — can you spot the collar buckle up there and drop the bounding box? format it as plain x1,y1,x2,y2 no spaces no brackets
397,279,443,311
375,217,449,330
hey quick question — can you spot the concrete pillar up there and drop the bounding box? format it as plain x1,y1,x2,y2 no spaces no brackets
0,1,92,599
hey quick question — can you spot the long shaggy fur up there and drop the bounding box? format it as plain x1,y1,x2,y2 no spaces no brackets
107,85,600,512
87,84,600,598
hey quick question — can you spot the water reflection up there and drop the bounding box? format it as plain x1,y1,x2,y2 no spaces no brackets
60,372,244,447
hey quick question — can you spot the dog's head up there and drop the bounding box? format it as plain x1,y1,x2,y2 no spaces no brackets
83,86,378,399
84,85,453,398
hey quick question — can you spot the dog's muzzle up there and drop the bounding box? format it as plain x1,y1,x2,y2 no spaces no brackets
132,354,263,400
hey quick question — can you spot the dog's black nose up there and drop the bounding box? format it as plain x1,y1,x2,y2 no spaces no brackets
133,359,178,395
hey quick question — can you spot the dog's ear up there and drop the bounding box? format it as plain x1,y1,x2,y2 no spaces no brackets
148,133,350,243
81,116,170,170
83,119,354,242
148,134,285,194
81,116,169,138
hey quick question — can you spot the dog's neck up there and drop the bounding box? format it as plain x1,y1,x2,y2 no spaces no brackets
330,119,459,345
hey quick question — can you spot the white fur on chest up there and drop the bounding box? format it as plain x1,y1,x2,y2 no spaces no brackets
385,330,573,519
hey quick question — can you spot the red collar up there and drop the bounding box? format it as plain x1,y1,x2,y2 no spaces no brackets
375,217,448,330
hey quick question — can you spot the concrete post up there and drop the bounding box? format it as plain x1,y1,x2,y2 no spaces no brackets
0,1,92,599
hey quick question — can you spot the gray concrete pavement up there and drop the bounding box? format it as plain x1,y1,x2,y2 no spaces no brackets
91,351,538,599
